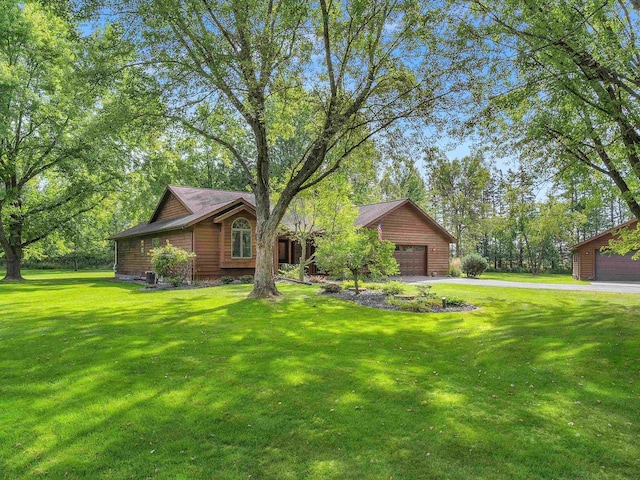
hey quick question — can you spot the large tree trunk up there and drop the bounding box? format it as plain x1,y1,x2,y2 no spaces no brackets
3,246,23,281
250,181,280,297
1,198,25,281
251,228,278,297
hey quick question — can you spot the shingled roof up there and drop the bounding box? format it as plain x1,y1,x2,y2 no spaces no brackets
167,185,255,213
111,186,255,240
355,199,407,227
112,187,455,243
571,218,638,250
356,198,456,242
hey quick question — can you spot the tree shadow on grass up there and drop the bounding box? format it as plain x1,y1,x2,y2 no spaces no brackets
1,281,639,479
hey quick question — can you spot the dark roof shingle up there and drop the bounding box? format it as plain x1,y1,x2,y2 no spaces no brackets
112,187,455,243
169,185,255,212
355,199,406,226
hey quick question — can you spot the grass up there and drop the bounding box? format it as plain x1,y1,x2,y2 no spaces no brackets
479,271,587,284
1,270,639,479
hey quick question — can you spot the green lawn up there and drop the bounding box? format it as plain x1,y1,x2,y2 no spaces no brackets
1,271,639,479
479,271,587,284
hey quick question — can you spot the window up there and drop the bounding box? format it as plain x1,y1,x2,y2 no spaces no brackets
152,237,160,248
140,240,145,254
232,218,252,258
396,245,425,252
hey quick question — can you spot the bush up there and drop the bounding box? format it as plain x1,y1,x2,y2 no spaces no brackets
277,263,298,280
149,242,196,287
386,297,436,312
448,257,462,277
308,275,326,284
220,276,235,284
416,284,434,299
461,253,489,278
342,280,372,290
367,272,389,283
387,293,469,311
380,281,405,296
238,275,254,284
443,296,467,307
321,283,341,293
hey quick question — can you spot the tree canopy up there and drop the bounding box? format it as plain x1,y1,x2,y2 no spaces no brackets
0,0,157,279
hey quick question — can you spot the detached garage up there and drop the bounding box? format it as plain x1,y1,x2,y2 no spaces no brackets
572,219,640,281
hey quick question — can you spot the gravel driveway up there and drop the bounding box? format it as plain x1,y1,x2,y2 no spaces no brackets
399,276,640,294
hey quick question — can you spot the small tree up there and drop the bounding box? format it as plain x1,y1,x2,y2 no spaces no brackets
281,177,357,282
149,242,196,286
315,229,398,294
461,253,488,278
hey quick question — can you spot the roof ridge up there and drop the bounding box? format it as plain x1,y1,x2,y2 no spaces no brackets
571,218,638,250
168,184,253,195
357,198,407,208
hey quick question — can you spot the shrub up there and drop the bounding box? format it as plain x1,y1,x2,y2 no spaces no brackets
416,284,434,299
461,253,489,278
238,275,254,284
277,263,298,280
443,296,467,307
307,275,326,284
367,272,389,283
342,280,372,290
448,257,462,277
380,281,405,296
149,242,196,287
321,283,341,293
220,276,235,284
386,297,435,312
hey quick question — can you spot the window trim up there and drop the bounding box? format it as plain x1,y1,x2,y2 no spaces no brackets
231,217,252,259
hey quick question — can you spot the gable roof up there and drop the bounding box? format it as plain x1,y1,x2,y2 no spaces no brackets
111,185,256,240
356,199,407,227
356,198,456,243
112,186,455,243
149,185,255,223
168,185,255,213
571,218,638,250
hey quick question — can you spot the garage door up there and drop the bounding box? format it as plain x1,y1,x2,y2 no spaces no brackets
595,250,640,281
393,245,426,276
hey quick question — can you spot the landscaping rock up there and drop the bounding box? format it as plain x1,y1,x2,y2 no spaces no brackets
322,288,476,313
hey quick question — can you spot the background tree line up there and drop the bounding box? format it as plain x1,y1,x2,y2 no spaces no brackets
2,0,639,284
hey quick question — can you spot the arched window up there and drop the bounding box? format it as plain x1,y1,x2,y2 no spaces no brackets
232,218,252,258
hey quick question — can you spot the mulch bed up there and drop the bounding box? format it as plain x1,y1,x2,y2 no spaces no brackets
322,289,477,313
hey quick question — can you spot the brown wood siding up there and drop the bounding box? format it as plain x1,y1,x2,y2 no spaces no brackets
573,222,638,280
221,212,257,269
116,230,193,277
372,203,451,276
194,221,221,278
156,193,190,221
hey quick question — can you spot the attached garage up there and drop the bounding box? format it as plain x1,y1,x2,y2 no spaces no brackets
572,219,639,281
393,245,427,276
356,199,456,277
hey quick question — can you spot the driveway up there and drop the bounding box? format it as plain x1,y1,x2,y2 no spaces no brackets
399,276,640,294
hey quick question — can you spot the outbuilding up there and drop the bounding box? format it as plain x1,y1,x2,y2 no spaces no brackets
572,219,640,281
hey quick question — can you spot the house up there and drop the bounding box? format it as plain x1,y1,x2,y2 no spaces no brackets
572,219,640,281
111,185,456,280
